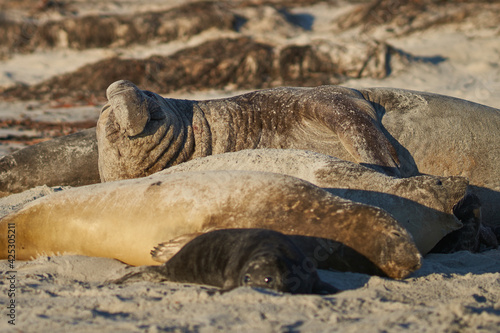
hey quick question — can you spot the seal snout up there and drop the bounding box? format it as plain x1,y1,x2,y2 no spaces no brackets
106,80,151,137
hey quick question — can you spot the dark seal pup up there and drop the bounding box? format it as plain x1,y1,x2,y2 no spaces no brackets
115,229,340,295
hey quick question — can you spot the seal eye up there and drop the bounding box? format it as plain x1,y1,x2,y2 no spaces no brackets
264,277,273,284
243,274,251,283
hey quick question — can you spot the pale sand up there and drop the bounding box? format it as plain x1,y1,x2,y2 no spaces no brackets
0,245,499,332
1,0,499,331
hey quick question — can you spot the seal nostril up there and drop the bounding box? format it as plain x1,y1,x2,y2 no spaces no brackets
391,231,402,238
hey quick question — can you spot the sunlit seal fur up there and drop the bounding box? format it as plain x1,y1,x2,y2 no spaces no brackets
114,229,339,295
0,170,422,279
157,149,474,255
98,82,500,227
2,84,498,227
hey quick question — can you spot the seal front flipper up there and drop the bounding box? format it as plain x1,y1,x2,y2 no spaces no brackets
151,232,205,263
336,121,400,177
309,87,400,176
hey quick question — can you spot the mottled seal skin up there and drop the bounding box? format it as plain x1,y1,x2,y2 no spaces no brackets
98,82,500,226
115,229,339,295
2,84,498,228
0,128,99,196
360,88,500,226
158,149,471,255
97,80,400,182
0,170,422,279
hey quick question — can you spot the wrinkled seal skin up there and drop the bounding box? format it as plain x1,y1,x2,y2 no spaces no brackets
98,81,500,227
2,83,498,227
97,80,400,182
159,149,471,255
114,229,339,295
0,170,422,279
0,128,99,196
360,88,500,226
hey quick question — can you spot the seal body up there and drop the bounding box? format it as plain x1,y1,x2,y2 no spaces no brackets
360,88,500,225
2,84,498,228
159,149,470,255
97,82,500,225
0,128,99,196
116,229,339,294
97,81,400,182
0,170,421,279
0,81,500,225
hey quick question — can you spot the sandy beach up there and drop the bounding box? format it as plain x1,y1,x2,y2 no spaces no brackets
0,0,499,331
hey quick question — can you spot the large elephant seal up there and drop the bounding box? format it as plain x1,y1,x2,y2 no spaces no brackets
1,84,498,227
157,149,478,255
114,229,339,295
97,82,500,226
97,80,400,182
0,170,422,279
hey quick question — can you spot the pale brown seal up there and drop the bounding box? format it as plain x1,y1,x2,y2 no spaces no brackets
359,88,500,226
0,170,422,279
1,84,498,229
156,148,472,255
114,228,340,295
0,128,99,196
97,82,499,227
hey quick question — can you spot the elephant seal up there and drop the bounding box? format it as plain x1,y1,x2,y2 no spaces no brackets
114,229,339,295
158,149,472,255
0,128,99,196
0,170,422,279
97,80,400,182
98,82,500,226
1,85,497,226
359,88,500,226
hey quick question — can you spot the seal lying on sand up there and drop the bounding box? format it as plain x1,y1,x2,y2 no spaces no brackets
0,170,422,279
1,84,498,226
0,128,99,196
158,149,475,255
358,88,500,226
114,229,340,295
97,82,500,227
97,80,400,181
